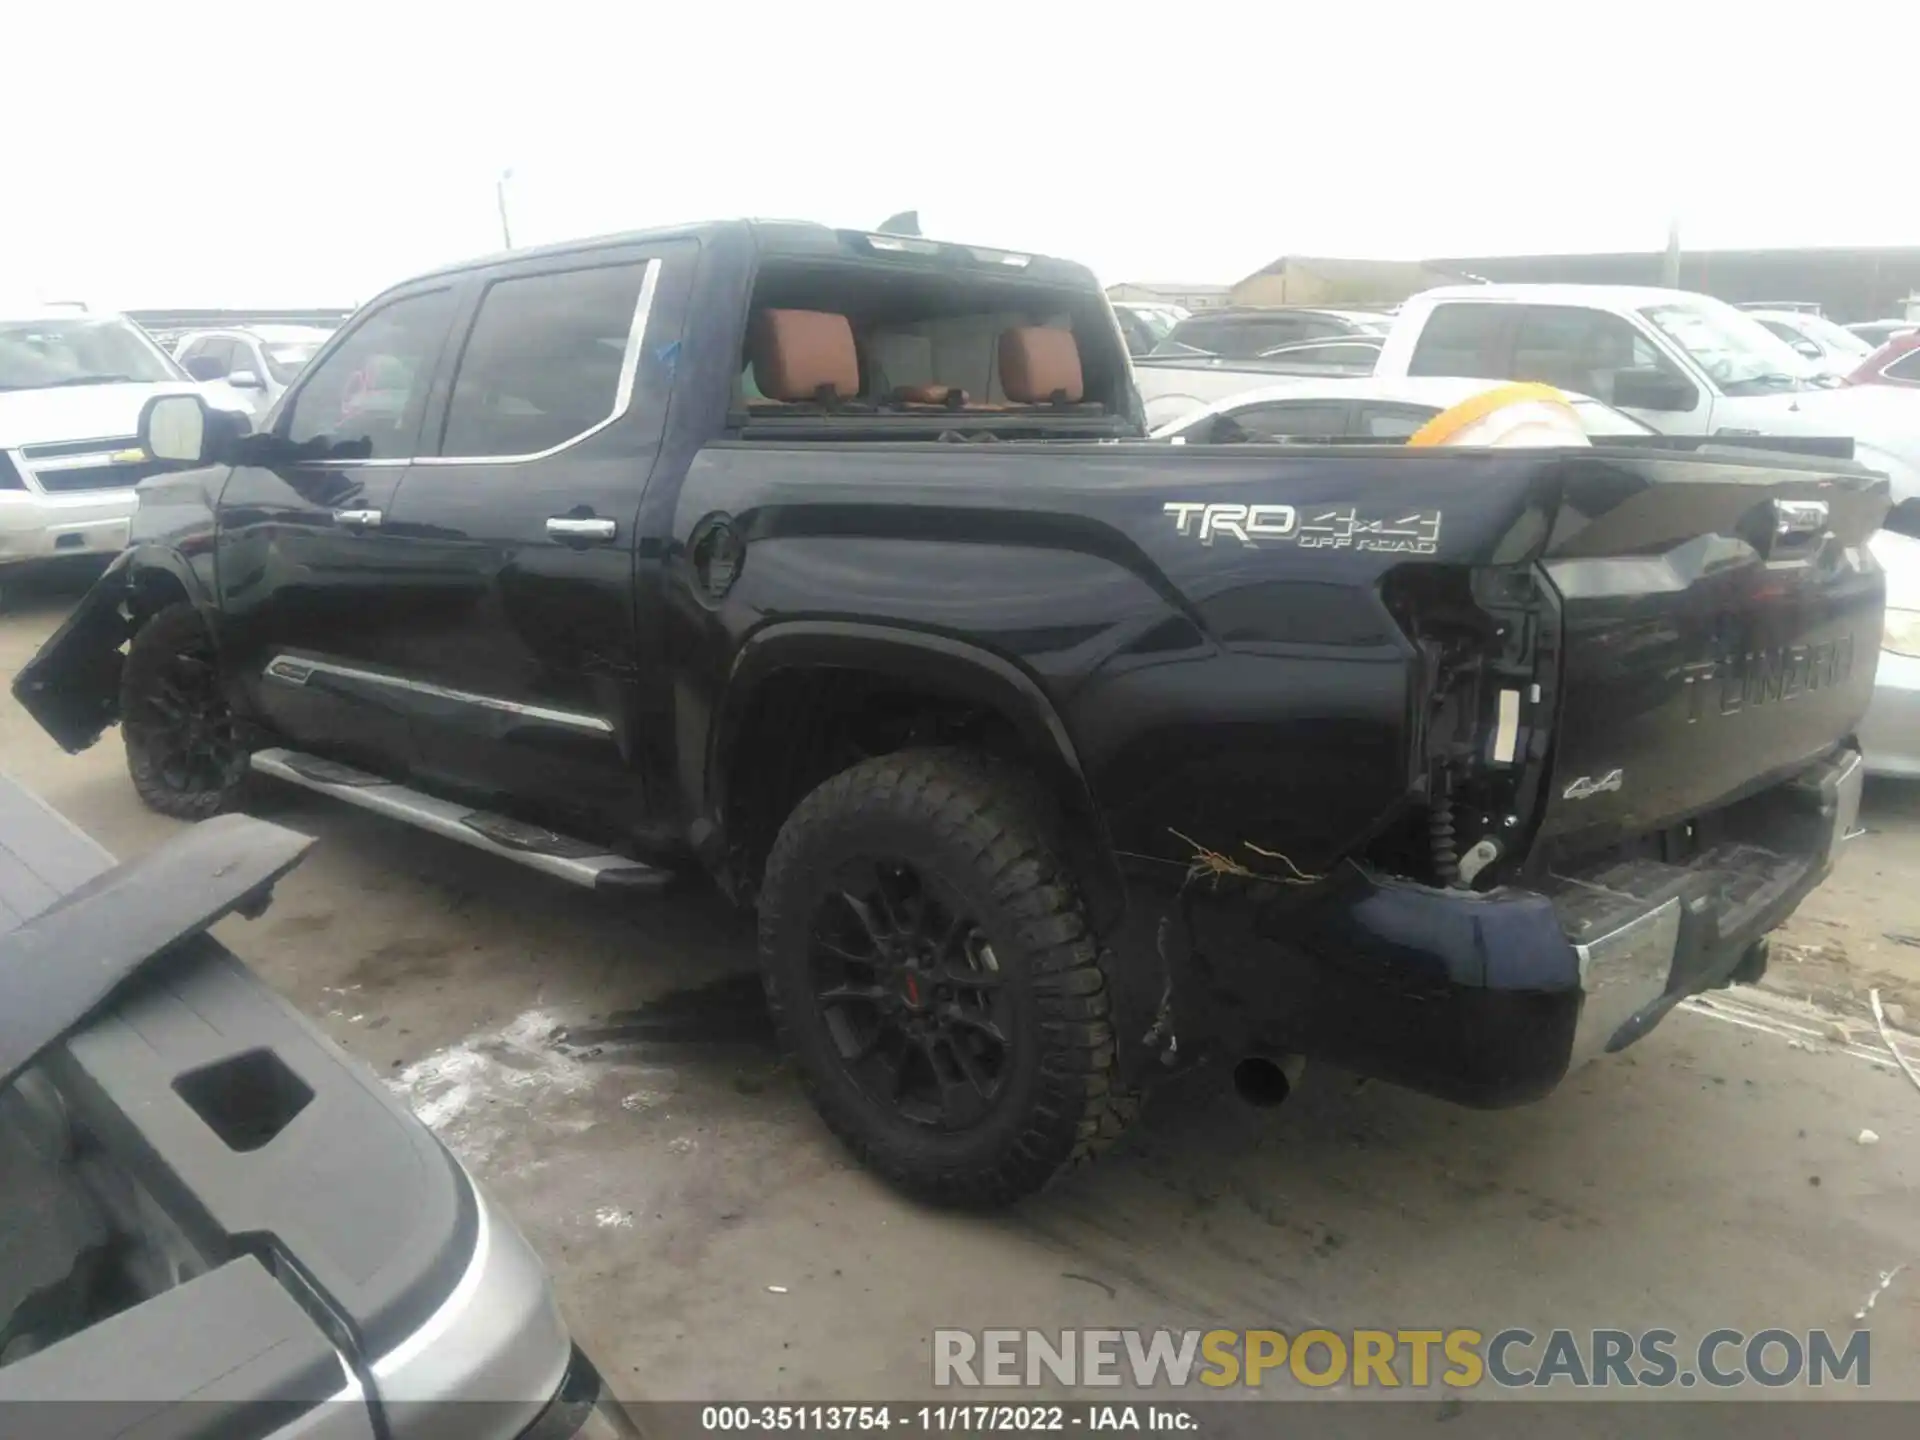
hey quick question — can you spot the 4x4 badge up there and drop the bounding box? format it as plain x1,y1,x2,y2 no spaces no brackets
1563,770,1623,801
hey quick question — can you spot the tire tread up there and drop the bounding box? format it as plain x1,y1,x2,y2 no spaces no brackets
758,748,1137,1206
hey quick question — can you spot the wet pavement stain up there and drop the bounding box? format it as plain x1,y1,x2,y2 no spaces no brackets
555,971,777,1051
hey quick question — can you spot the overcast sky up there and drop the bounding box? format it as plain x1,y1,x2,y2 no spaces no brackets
6,2,1914,308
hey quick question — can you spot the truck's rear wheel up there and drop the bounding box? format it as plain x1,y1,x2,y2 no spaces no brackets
121,603,248,821
757,749,1134,1206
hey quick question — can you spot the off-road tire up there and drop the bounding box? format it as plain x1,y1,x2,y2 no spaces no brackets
758,748,1137,1206
121,603,249,821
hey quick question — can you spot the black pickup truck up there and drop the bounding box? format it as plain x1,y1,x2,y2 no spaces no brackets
13,219,1887,1206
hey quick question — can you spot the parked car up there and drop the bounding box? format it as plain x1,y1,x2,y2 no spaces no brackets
1744,307,1874,382
1149,305,1389,359
1848,318,1920,349
1863,527,1920,778
0,776,636,1437
1847,333,1920,391
1373,284,1920,511
175,324,335,417
14,219,1886,1207
1151,374,1654,442
0,308,249,604
1110,301,1187,357
1250,335,1382,368
1133,336,1384,429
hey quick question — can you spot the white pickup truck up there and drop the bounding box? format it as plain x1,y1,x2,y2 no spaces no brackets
1374,284,1920,519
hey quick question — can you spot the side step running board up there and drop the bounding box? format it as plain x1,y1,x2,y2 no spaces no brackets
249,748,673,893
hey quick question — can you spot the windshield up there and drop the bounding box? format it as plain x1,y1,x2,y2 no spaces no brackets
1123,308,1180,344
1639,301,1818,396
1790,314,1875,358
0,317,180,391
264,341,326,384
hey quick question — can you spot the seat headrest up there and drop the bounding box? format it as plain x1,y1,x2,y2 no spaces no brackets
998,326,1084,404
750,309,860,402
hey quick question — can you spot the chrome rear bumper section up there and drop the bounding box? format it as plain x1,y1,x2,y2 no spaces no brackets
1166,747,1865,1108
1552,747,1864,1066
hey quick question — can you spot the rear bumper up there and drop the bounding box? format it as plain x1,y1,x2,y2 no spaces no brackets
1861,649,1920,778
1156,747,1864,1106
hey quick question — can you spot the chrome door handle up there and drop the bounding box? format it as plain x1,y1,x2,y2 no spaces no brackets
546,516,616,542
333,508,382,528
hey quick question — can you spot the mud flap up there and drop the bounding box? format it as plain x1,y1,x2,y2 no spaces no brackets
9,554,134,754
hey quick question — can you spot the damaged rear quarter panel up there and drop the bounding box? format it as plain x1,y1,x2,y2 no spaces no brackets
685,440,1563,889
1065,446,1564,878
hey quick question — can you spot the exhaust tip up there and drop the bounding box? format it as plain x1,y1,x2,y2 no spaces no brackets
1232,1054,1304,1108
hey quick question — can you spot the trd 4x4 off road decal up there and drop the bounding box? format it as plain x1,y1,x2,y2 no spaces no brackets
1164,503,1443,554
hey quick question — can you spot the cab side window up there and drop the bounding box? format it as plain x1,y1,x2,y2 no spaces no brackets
285,289,458,460
1214,400,1352,441
436,262,652,459
227,340,265,385
1406,304,1509,379
1356,403,1438,439
180,337,235,382
1511,306,1676,403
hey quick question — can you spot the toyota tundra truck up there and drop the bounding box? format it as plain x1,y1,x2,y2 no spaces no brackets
12,220,1887,1206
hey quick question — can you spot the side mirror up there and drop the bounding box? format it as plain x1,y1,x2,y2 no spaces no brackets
1611,369,1699,413
226,368,264,389
139,393,249,466
1791,339,1822,362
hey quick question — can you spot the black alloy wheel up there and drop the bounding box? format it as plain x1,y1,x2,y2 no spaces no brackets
758,749,1138,1206
809,857,1013,1132
122,603,249,820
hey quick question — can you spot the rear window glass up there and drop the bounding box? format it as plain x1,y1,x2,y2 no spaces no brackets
739,260,1127,422
1165,314,1341,358
438,262,650,458
1407,304,1509,378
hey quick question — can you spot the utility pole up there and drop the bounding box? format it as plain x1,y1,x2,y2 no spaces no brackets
496,169,515,250
1661,214,1681,288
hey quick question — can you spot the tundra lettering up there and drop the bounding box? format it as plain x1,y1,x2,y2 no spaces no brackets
1682,635,1857,722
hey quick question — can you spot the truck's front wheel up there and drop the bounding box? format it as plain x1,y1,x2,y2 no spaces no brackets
121,603,248,821
758,749,1135,1207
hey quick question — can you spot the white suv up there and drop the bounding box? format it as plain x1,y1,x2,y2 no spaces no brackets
0,309,245,601
174,324,334,418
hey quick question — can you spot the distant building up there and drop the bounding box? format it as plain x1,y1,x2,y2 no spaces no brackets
1104,281,1233,311
1423,246,1920,323
1227,256,1468,308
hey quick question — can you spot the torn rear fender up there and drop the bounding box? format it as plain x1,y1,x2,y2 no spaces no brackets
11,551,137,753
